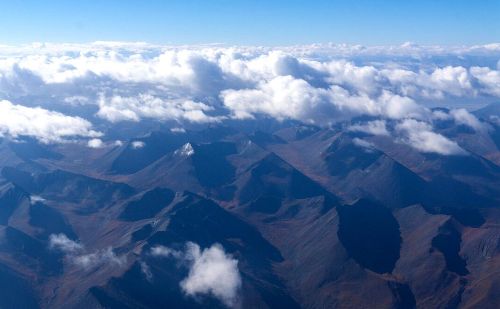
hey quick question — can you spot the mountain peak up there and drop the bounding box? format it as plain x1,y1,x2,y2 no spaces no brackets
175,143,195,157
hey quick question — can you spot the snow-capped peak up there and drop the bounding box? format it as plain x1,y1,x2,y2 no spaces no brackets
176,143,195,157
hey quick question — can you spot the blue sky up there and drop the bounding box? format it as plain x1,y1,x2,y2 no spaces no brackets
0,0,499,45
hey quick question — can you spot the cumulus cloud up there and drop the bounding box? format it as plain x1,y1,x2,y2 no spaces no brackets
416,66,474,99
221,76,428,124
181,243,241,308
73,247,126,270
171,127,186,133
150,245,183,259
29,195,46,205
49,233,126,270
151,242,241,308
87,138,104,148
450,108,487,132
470,66,500,97
396,119,467,155
489,115,500,126
349,120,390,136
49,233,83,254
352,137,376,151
0,100,101,143
96,94,220,123
221,75,331,122
131,141,145,149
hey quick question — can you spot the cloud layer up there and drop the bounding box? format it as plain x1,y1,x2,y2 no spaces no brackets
2,43,499,124
0,43,498,153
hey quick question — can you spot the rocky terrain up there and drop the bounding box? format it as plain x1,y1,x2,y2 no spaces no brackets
0,104,499,308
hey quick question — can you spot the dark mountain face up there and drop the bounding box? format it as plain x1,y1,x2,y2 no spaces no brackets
324,135,381,177
239,153,330,203
110,131,189,174
323,134,428,208
0,184,29,225
431,221,469,276
0,226,64,276
0,119,498,309
249,131,287,148
8,138,63,162
191,142,238,188
0,263,39,309
119,187,175,221
1,167,135,212
337,199,401,274
29,202,77,240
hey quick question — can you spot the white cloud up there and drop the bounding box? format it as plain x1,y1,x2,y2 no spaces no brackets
221,75,332,122
150,245,182,259
489,115,500,126
470,66,500,97
181,243,241,308
96,94,220,123
171,127,186,133
221,76,427,124
87,138,104,148
352,137,376,151
131,141,145,149
140,261,153,282
49,233,126,270
49,233,83,254
450,108,487,132
0,100,101,143
29,195,46,204
151,242,241,308
431,109,452,121
396,119,467,155
426,66,474,98
63,96,90,106
349,120,390,136
73,247,126,270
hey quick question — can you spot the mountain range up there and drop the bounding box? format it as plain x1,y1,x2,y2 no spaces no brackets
0,104,499,308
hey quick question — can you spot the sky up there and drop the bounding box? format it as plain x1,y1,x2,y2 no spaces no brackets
0,0,499,45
